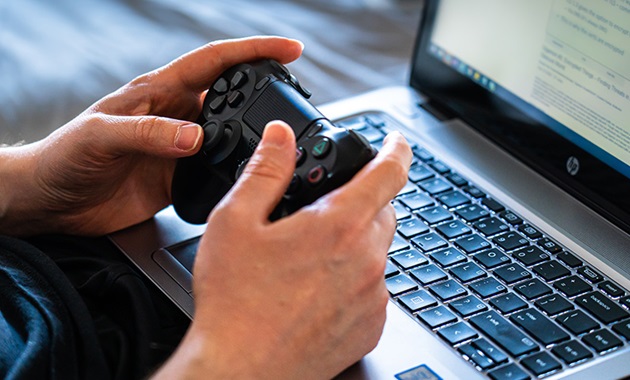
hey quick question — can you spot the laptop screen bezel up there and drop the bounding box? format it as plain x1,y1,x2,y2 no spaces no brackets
409,0,630,233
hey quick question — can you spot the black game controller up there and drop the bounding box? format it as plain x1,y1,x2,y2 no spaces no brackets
172,59,376,224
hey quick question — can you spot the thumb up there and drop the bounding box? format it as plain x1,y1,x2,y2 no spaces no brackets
226,120,296,221
100,114,203,157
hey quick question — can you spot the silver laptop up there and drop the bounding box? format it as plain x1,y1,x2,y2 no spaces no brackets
110,0,630,378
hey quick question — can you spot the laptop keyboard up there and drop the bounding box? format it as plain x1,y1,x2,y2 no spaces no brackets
337,112,630,379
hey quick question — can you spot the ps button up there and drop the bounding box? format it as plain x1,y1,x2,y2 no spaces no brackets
307,165,327,185
213,77,229,94
311,137,332,159
209,95,227,114
255,76,270,90
296,147,306,167
227,91,244,108
230,71,247,90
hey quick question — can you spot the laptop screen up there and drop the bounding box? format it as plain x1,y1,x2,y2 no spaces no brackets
411,0,630,232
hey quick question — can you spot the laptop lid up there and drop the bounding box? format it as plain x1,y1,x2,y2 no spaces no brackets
410,0,630,233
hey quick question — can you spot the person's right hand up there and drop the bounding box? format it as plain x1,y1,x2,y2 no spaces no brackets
153,120,412,379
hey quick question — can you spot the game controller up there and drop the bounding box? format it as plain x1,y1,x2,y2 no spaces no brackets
172,59,377,224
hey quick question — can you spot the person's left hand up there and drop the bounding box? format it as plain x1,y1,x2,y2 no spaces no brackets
0,36,303,236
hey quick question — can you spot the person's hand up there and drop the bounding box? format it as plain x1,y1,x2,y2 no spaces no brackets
153,121,412,379
0,36,303,236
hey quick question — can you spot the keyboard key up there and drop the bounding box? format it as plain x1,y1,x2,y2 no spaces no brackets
513,279,552,300
520,352,561,376
418,178,452,195
473,217,510,236
472,338,509,364
408,165,434,182
577,266,604,284
474,248,510,269
517,224,543,240
390,248,428,269
398,289,437,312
551,340,593,364
481,197,505,213
494,263,531,285
445,172,468,187
470,311,538,357
612,320,630,340
557,310,599,335
410,264,448,285
459,343,495,370
418,305,457,328
534,295,573,316
438,321,478,345
599,280,625,298
397,181,418,196
429,160,451,174
489,293,527,314
620,296,630,309
393,202,411,220
512,246,549,266
430,247,467,267
454,234,491,253
582,329,623,352
397,217,430,238
450,295,488,317
417,206,452,225
385,273,418,295
429,279,467,301
532,260,570,281
488,363,529,380
510,309,570,345
493,232,529,252
463,185,486,199
557,251,583,268
398,192,433,210
470,277,507,298
499,210,523,226
456,205,490,222
388,234,409,254
450,262,486,283
385,260,399,278
538,238,563,254
575,291,630,324
411,233,448,252
412,146,433,162
553,275,592,297
435,219,472,239
437,190,471,208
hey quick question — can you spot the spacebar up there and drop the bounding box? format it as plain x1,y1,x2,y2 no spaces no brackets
470,311,538,357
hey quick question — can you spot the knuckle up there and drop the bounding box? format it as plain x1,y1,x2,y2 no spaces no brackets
133,116,162,142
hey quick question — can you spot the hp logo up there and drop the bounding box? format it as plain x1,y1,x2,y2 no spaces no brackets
566,156,580,176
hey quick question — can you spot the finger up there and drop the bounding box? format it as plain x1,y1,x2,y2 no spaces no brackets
322,131,412,224
96,114,203,157
166,36,304,93
224,121,296,221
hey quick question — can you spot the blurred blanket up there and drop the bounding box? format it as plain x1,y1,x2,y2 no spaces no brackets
0,0,421,144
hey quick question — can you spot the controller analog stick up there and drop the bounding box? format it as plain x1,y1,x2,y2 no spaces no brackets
202,120,225,151
202,120,243,165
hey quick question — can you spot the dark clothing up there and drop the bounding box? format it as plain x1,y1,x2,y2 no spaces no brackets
0,235,189,380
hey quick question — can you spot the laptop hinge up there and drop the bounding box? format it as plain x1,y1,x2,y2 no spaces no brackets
419,100,456,122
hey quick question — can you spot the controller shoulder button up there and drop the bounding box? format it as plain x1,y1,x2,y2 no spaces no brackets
230,71,248,90
213,77,229,94
307,165,327,185
227,91,244,108
311,137,332,159
209,94,227,114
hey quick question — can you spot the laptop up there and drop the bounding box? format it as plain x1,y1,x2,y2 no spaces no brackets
110,0,630,378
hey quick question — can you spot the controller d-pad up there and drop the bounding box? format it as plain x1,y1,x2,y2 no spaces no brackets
230,71,248,90
209,95,227,113
213,78,229,94
227,91,244,108
307,165,327,185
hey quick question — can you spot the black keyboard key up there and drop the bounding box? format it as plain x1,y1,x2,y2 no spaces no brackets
459,343,495,370
438,321,478,345
553,275,592,297
621,296,630,309
582,329,623,352
454,234,491,253
511,309,570,345
410,264,448,285
513,279,552,300
538,238,562,254
474,248,510,269
430,247,467,267
575,291,630,324
599,280,625,298
418,178,452,195
470,277,507,298
450,295,488,317
473,338,509,364
551,340,593,364
499,210,523,225
557,251,583,268
474,217,510,236
577,266,604,284
397,181,418,196
385,273,418,295
445,172,468,187
470,311,538,357
385,260,399,278
450,262,486,283
429,279,467,301
398,289,437,312
418,305,457,328
557,310,599,335
612,320,630,340
456,205,490,222
397,217,430,238
512,246,549,267
430,160,450,174
393,202,411,220
408,164,434,182
494,263,531,285
489,293,527,314
493,232,529,252
520,352,561,376
390,248,428,269
388,234,409,254
412,146,433,162
532,260,570,281
517,224,543,240
534,295,573,316
435,219,472,239
417,206,452,225
437,190,471,208
398,192,433,210
488,363,529,380
481,197,505,213
411,232,448,253
464,185,486,199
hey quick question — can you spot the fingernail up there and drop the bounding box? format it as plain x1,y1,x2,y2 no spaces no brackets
175,124,202,151
261,121,292,149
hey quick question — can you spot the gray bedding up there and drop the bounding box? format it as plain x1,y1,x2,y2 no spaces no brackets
0,0,421,144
